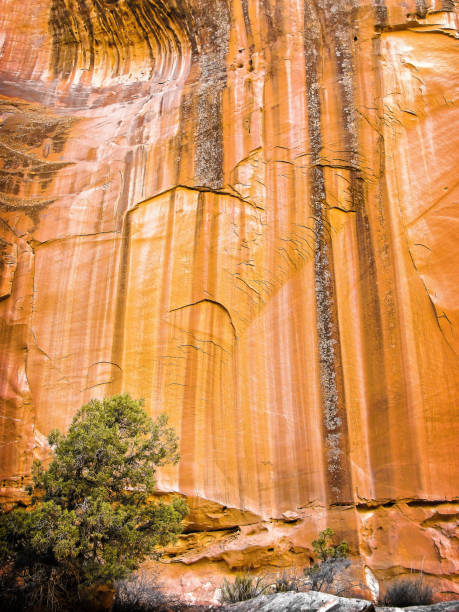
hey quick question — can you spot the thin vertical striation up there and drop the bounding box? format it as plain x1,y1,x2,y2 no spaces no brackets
415,0,428,18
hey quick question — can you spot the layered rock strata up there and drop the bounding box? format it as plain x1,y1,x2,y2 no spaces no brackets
0,0,458,602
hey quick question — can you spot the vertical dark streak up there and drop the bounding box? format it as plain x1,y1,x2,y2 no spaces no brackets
174,93,193,185
116,150,133,231
416,0,428,19
326,0,397,498
441,0,455,11
193,1,230,190
241,0,253,40
334,0,420,494
374,0,388,28
195,89,225,189
76,0,95,72
304,1,352,505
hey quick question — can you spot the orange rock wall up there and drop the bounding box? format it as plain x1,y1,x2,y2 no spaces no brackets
0,0,458,600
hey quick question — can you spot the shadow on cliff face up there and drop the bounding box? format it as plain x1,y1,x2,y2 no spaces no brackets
49,0,191,83
46,0,230,188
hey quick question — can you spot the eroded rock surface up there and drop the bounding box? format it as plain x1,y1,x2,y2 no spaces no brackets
223,591,375,611
0,0,458,602
377,604,459,612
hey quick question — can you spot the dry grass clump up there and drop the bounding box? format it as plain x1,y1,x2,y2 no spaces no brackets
113,572,181,612
219,573,269,603
380,578,434,608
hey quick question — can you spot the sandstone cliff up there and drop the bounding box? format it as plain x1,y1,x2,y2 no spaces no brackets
0,0,458,602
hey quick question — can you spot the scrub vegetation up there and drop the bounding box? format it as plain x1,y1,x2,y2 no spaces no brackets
0,394,188,611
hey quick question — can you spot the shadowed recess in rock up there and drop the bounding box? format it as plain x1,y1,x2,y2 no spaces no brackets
49,0,191,82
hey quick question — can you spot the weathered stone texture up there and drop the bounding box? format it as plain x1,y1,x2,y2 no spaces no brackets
0,0,458,602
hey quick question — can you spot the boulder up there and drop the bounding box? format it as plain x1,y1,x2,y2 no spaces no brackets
376,602,459,612
223,595,459,612
223,591,375,611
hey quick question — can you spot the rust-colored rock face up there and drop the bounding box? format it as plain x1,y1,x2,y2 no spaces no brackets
0,0,458,602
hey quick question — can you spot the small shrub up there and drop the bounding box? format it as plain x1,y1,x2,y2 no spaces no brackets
304,528,351,594
380,578,434,607
272,570,303,593
305,557,351,593
220,573,269,603
312,527,350,562
113,572,180,612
